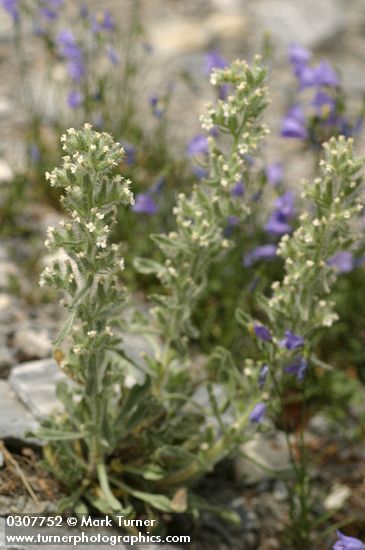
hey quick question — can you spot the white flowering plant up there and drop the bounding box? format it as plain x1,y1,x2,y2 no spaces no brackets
37,56,271,520
36,55,365,548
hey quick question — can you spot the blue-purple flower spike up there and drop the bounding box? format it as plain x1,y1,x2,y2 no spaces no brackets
258,365,270,388
132,193,158,215
203,49,228,75
254,324,272,342
249,403,267,424
0,0,19,22
243,244,278,267
281,105,308,139
187,135,209,157
265,163,283,186
280,330,304,350
67,90,83,109
333,530,365,550
327,251,354,273
285,357,308,381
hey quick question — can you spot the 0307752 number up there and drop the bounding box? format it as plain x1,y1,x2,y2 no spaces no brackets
6,516,63,527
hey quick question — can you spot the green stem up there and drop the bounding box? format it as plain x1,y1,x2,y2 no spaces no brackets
97,462,122,511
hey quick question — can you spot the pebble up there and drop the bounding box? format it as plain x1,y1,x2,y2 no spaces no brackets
324,483,351,510
0,260,18,289
13,326,53,361
253,0,343,48
0,158,13,182
9,358,67,420
0,380,38,444
0,342,15,378
236,432,291,484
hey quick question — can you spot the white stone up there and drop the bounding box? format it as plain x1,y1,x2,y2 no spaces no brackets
254,0,343,47
13,327,53,361
0,159,13,182
0,380,38,443
236,432,291,484
149,20,211,57
324,484,352,510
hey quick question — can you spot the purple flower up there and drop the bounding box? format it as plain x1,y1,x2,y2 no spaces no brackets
67,89,83,108
333,530,365,550
187,135,209,157
121,141,136,166
193,166,208,179
39,7,57,19
281,105,308,139
314,60,339,88
56,29,80,58
254,324,272,342
258,365,270,388
149,95,164,119
244,244,277,267
281,330,304,350
132,193,158,215
265,191,295,236
265,212,291,236
265,163,283,186
312,89,336,111
249,402,267,424
231,181,245,197
288,43,311,67
67,58,86,82
327,251,354,273
28,143,41,164
203,49,228,74
284,356,308,381
218,83,229,100
296,60,339,89
150,176,165,194
296,64,319,88
56,31,85,81
105,45,119,65
0,0,19,22
91,10,114,33
39,1,63,20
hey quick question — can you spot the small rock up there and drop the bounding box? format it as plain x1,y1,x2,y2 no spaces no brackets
273,480,289,502
324,484,351,510
253,0,343,48
236,432,291,484
0,451,3,468
0,158,13,182
13,327,53,361
0,261,18,289
0,380,38,443
9,358,67,420
0,343,16,378
149,20,211,57
206,13,248,41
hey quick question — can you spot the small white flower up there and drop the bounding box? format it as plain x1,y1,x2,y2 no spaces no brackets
96,237,107,248
86,222,96,232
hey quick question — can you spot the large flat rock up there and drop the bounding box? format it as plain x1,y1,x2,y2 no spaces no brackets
236,432,291,484
0,380,38,444
9,331,156,420
9,359,67,420
253,0,343,47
